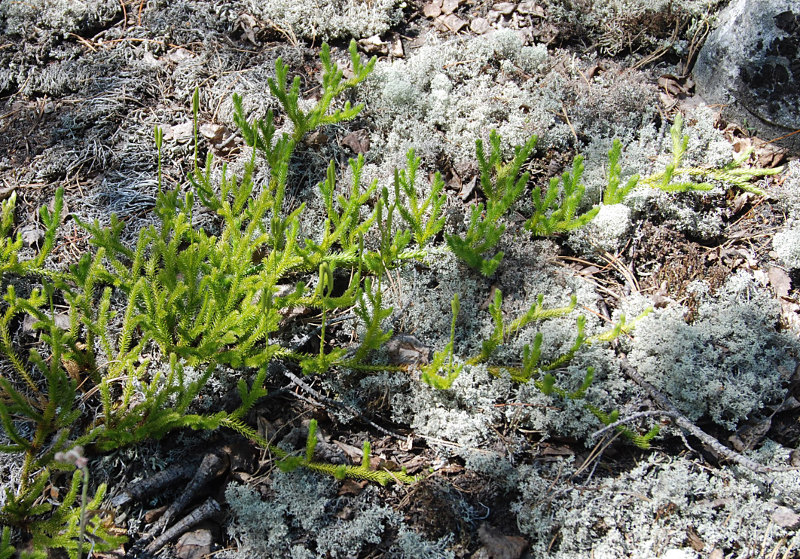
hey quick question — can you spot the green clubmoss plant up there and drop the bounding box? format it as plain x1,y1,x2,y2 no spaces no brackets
275,419,416,485
0,40,408,556
395,149,447,248
446,114,780,276
420,294,463,389
0,190,63,281
0,35,782,556
607,114,782,199
602,138,641,205
525,155,600,235
52,447,89,559
0,236,126,555
0,526,13,559
445,132,536,276
420,286,657,447
366,186,412,275
470,290,579,367
351,277,394,366
298,155,378,269
23,469,123,559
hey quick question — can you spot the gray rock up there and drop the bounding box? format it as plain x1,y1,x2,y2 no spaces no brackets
771,505,800,529
693,0,800,154
175,529,213,559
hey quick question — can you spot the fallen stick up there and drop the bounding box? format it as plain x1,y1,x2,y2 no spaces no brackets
613,356,798,474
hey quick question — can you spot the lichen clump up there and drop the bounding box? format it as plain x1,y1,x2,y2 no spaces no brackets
627,272,797,429
246,0,402,41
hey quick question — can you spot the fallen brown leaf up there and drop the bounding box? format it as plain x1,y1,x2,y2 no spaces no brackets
199,122,225,144
658,74,689,97
340,129,370,153
175,529,213,559
771,505,800,529
333,439,365,463
337,479,367,497
441,0,460,15
517,2,545,16
493,3,516,15
728,417,772,452
163,121,194,143
470,17,491,34
768,265,791,298
686,526,705,552
20,223,44,248
358,35,389,56
391,37,404,57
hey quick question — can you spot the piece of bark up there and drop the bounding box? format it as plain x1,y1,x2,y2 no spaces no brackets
153,452,227,532
111,462,195,507
145,498,220,555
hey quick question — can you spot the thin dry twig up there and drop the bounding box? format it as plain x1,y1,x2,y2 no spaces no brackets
66,33,98,52
571,430,621,484
765,128,800,146
591,410,679,439
118,0,127,29
681,15,710,77
631,17,683,71
282,367,403,439
561,102,578,146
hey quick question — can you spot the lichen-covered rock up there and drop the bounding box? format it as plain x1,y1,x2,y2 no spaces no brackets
693,0,800,153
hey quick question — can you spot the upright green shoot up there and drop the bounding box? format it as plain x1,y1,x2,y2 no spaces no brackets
421,294,463,389
268,40,375,144
446,131,535,275
470,290,577,365
395,149,446,247
526,156,600,235
603,139,639,204
352,277,394,365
